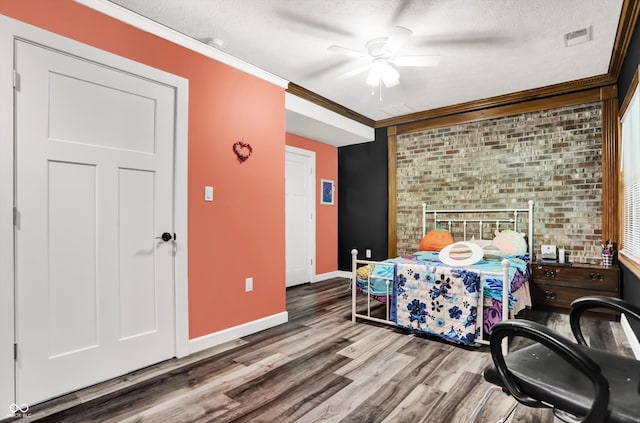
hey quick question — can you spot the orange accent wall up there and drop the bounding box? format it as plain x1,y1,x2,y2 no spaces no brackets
1,0,286,339
285,133,338,275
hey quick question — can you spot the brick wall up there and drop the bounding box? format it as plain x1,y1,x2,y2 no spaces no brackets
396,102,603,264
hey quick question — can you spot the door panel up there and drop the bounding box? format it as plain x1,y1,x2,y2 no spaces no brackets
118,168,157,340
47,161,98,357
48,62,156,153
15,40,176,405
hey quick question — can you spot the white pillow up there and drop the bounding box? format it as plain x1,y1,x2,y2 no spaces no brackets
439,241,484,267
493,230,527,255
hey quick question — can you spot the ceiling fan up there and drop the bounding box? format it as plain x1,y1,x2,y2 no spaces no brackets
328,26,440,88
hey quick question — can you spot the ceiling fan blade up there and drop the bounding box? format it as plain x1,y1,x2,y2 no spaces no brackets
391,55,440,67
274,9,355,38
414,34,511,48
328,45,367,59
382,26,412,55
302,59,351,79
338,63,372,79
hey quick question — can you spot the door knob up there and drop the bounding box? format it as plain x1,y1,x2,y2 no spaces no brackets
156,232,173,242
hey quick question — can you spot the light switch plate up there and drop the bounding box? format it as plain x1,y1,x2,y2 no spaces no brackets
204,186,213,202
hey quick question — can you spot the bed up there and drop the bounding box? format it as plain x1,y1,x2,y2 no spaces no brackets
351,200,534,349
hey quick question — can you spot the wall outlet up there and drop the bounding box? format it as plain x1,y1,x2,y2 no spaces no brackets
245,277,253,292
365,249,371,258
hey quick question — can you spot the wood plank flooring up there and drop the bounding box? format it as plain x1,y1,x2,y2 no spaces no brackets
3,278,633,423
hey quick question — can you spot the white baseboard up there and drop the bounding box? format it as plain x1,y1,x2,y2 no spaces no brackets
188,311,288,354
312,270,352,282
621,313,640,360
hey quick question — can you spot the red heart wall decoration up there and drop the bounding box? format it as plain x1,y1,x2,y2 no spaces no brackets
233,141,253,162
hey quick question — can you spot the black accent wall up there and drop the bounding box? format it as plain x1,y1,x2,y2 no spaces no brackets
618,17,640,106
618,15,640,337
337,127,388,270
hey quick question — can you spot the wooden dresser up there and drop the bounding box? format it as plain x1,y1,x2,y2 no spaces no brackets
531,262,620,314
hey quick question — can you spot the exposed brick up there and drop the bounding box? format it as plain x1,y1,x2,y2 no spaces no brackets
395,102,603,263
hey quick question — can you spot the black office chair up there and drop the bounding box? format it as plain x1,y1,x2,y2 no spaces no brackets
484,296,640,423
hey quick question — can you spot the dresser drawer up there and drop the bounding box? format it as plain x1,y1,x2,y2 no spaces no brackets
530,283,619,310
531,283,618,314
532,264,619,293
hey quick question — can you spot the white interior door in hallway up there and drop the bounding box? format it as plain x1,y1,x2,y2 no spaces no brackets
14,39,177,406
285,147,315,287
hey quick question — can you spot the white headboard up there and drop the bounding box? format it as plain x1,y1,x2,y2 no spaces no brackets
422,200,535,257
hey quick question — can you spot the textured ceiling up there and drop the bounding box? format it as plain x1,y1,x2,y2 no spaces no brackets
108,0,623,122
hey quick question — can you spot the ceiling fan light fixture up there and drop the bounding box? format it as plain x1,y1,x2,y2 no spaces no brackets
381,64,400,87
366,58,386,86
365,70,380,86
366,58,399,87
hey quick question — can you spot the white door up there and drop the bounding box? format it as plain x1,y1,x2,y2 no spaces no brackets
14,40,176,405
285,147,314,287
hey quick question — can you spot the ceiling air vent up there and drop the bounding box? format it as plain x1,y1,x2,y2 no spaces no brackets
564,26,592,47
380,103,416,117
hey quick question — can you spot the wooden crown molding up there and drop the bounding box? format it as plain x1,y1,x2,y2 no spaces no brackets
376,74,615,129
609,0,640,79
396,87,611,134
286,82,375,127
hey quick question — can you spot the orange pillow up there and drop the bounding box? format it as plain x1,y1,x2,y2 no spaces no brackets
419,229,454,251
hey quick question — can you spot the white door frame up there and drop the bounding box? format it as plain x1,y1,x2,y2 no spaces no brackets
0,15,189,410
285,145,316,284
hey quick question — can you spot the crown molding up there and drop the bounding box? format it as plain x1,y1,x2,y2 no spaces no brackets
396,87,610,135
609,0,640,79
376,74,615,129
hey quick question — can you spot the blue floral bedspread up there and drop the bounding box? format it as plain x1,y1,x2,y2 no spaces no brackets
391,263,481,345
355,252,531,339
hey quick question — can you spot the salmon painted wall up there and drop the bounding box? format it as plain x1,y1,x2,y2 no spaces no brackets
0,0,287,339
285,133,338,275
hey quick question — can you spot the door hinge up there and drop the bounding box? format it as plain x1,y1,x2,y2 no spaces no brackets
13,69,20,90
14,343,17,361
13,207,18,226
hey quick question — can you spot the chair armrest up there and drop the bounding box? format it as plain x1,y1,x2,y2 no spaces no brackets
490,320,610,423
570,296,640,346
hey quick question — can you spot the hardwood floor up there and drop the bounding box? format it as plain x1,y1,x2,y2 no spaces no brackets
4,278,633,423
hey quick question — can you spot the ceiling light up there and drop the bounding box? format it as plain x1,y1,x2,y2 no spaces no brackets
564,26,592,47
366,58,399,87
382,66,400,87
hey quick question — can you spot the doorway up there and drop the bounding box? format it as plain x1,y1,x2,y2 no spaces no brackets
285,146,315,287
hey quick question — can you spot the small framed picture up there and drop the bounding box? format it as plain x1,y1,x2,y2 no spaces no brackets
321,179,334,205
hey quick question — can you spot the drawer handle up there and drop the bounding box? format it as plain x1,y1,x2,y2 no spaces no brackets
589,272,604,282
543,269,556,278
544,290,556,300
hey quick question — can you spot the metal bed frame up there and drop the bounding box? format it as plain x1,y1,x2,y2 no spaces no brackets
351,200,534,350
